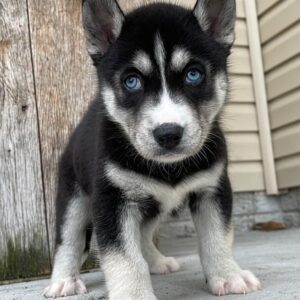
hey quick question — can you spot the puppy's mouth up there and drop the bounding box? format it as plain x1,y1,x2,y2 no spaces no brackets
152,152,190,163
151,143,203,163
154,146,187,158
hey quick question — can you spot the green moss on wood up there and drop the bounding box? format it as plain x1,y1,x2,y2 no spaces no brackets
0,234,50,282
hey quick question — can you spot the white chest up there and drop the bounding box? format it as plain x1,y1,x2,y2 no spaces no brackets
105,162,223,213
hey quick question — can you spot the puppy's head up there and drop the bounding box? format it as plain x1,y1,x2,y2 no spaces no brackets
83,0,236,163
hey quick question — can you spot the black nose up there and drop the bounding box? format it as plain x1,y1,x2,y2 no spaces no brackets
153,123,184,150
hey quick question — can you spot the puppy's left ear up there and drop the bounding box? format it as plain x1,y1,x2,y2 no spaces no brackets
193,0,236,47
82,0,125,62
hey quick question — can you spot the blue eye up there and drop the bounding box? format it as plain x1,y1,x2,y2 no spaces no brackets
185,69,204,85
124,75,142,91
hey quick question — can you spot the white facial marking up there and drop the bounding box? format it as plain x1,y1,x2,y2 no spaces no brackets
150,34,195,128
171,47,191,72
105,161,224,213
102,85,118,118
132,50,153,75
145,91,193,127
101,85,130,133
215,72,227,105
44,191,90,297
154,33,167,86
203,72,228,122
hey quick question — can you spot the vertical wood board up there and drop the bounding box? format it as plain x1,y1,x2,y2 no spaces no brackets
27,0,96,255
0,0,50,281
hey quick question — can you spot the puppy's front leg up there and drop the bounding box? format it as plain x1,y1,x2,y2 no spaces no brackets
93,189,157,300
189,173,261,296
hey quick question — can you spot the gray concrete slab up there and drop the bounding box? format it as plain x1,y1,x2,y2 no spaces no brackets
1,229,300,300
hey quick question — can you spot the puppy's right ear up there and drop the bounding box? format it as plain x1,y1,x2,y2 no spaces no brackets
82,0,125,62
193,0,236,47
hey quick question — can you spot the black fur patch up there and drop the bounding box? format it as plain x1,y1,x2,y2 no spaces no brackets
189,170,233,228
91,181,125,252
138,197,161,222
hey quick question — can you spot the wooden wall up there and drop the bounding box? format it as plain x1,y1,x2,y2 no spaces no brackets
257,0,300,189
225,0,265,192
0,0,95,280
27,0,96,256
0,0,50,280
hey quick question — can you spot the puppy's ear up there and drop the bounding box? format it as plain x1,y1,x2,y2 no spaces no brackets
193,0,236,47
82,0,125,62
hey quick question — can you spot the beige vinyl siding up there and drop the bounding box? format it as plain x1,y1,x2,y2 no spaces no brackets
256,0,280,15
259,0,300,43
273,123,300,158
259,0,300,189
269,89,300,129
229,162,265,192
225,0,265,192
230,75,255,103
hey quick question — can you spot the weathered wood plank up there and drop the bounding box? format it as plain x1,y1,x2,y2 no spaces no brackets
0,0,50,281
27,0,96,255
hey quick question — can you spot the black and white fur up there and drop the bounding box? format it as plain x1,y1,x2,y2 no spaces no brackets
44,0,261,299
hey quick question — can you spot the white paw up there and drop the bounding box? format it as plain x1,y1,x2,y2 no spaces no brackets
208,270,261,296
43,277,87,298
150,256,180,274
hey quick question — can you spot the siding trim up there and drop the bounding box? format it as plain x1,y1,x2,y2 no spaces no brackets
244,0,278,194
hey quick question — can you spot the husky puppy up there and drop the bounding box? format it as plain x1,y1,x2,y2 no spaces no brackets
44,0,261,299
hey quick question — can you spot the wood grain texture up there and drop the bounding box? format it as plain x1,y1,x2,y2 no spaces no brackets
27,0,96,255
0,0,50,280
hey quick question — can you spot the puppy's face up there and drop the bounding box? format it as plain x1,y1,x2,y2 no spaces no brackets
83,1,236,163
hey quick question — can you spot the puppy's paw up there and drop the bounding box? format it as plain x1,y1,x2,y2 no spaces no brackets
150,256,180,274
208,270,261,296
43,277,87,298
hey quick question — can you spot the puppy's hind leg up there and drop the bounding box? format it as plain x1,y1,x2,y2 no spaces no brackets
44,179,91,298
141,218,180,274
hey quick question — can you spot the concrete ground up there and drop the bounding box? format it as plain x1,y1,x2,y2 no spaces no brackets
1,229,300,300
